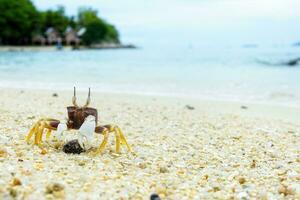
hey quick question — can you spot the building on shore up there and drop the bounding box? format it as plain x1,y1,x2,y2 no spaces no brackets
45,27,62,45
64,26,80,46
31,27,83,46
32,34,46,45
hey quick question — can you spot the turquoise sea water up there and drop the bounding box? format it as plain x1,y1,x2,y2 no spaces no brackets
0,44,299,107
0,0,298,106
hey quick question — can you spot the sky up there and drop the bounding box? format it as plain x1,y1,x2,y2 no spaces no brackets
32,0,300,46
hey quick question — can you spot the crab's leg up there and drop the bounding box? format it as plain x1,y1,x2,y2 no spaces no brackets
96,129,109,154
46,129,52,140
26,118,60,145
117,127,132,152
95,125,132,154
35,125,44,145
115,129,121,153
26,123,38,143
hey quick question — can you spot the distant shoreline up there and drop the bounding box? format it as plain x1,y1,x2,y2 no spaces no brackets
0,44,137,52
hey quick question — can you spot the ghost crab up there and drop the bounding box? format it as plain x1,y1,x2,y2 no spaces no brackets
26,87,132,154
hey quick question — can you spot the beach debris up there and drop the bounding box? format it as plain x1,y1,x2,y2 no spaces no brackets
185,105,195,110
25,87,132,155
52,93,58,97
63,139,85,154
150,193,161,200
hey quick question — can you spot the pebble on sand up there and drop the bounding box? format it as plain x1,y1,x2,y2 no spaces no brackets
63,139,85,154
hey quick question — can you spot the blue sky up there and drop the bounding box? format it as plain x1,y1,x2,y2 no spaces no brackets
32,0,300,46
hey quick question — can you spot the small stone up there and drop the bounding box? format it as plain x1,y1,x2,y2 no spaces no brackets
63,139,85,154
250,160,256,168
138,162,147,169
203,174,209,180
78,160,86,166
212,186,221,192
9,187,17,198
185,105,195,110
159,166,169,173
52,93,58,97
278,185,294,196
150,193,161,200
11,178,22,186
0,148,8,158
238,177,246,184
40,148,47,155
53,141,62,150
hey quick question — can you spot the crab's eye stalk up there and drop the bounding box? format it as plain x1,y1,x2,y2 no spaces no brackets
72,87,79,107
83,88,91,108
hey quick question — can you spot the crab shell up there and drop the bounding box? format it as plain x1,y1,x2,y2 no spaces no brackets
66,106,98,129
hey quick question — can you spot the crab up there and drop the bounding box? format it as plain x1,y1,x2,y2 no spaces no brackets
26,88,132,154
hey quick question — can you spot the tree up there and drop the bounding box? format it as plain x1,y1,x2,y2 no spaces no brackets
0,0,39,44
78,8,119,45
0,1,120,46
40,6,70,35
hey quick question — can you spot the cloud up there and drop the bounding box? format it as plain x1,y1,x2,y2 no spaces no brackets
32,0,300,28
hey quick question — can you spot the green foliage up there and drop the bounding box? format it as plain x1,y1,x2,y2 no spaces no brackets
39,6,70,35
78,8,119,45
78,7,99,27
0,0,39,44
0,1,120,45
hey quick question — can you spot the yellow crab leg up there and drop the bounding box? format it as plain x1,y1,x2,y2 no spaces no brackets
35,125,44,145
96,130,109,154
46,129,52,140
115,129,121,154
26,123,38,143
117,127,132,152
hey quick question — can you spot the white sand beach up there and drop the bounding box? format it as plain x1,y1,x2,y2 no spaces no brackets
0,88,299,199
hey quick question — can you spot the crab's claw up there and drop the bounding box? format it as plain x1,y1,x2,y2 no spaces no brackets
56,123,68,140
78,115,96,149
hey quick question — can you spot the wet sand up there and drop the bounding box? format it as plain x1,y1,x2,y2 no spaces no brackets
0,88,299,199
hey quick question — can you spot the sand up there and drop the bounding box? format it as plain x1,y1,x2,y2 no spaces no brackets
0,88,299,200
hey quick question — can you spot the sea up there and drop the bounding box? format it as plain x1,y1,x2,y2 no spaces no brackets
1,0,300,107
0,43,299,107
